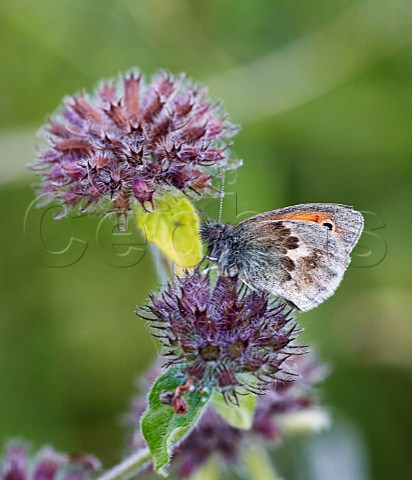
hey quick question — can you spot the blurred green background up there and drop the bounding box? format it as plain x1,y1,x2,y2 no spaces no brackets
1,0,412,479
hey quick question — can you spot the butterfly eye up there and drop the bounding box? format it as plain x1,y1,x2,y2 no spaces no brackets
322,221,335,231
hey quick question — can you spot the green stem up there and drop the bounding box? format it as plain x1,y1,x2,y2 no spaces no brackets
96,448,152,480
148,242,174,285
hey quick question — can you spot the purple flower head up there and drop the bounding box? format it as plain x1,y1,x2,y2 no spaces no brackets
127,354,328,478
138,269,306,404
33,70,240,221
0,442,100,480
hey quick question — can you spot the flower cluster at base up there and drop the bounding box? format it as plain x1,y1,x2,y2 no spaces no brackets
0,442,100,480
138,269,306,404
128,354,327,478
32,69,239,221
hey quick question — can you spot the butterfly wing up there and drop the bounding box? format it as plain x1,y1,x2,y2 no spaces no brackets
236,203,364,256
232,204,363,311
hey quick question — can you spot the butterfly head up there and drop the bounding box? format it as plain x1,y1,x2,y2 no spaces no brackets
199,221,227,243
199,221,231,261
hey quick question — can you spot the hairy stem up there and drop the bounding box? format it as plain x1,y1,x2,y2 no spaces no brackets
96,448,152,480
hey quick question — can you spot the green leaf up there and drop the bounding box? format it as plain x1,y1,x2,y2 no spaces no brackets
190,458,220,480
134,191,202,273
275,408,331,436
245,446,280,480
141,367,212,477
211,390,256,430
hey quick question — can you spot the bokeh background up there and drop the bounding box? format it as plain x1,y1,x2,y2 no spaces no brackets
1,0,412,479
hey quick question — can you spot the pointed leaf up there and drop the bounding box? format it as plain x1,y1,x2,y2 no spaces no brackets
141,368,211,477
211,390,256,430
135,192,202,272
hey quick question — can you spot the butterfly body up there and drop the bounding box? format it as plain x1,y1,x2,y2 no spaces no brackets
200,203,364,311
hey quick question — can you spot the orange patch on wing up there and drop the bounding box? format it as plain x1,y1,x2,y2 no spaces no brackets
268,212,338,231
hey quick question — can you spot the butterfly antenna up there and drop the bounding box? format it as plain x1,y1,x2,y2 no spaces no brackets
218,169,225,224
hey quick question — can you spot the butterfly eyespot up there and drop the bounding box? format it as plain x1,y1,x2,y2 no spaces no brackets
322,221,334,231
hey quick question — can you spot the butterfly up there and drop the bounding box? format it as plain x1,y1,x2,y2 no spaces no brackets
200,203,364,311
